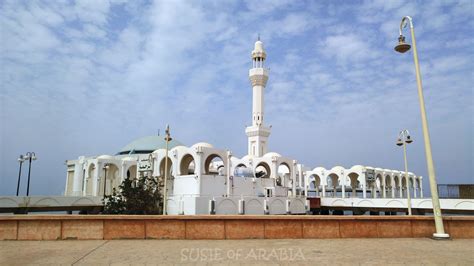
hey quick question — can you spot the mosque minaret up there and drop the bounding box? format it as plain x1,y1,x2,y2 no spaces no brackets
246,38,271,157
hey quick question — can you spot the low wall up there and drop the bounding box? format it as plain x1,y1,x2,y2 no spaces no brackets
0,215,473,240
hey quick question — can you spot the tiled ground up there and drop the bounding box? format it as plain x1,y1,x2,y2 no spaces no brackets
1,238,473,265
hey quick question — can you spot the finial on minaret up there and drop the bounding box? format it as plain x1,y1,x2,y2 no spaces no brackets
257,33,260,41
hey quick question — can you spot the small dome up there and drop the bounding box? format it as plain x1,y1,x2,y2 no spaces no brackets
312,167,326,173
264,152,282,158
168,145,186,152
121,156,137,161
252,39,266,59
191,142,214,149
241,155,253,161
254,40,264,51
118,135,183,155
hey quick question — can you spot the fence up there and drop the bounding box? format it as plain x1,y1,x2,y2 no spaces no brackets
438,184,474,199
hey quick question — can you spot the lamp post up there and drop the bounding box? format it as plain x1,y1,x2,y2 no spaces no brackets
103,163,110,200
24,152,37,196
16,155,25,196
163,125,172,215
396,129,413,215
394,16,449,239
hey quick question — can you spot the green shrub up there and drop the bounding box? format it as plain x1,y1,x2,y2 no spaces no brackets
103,175,162,214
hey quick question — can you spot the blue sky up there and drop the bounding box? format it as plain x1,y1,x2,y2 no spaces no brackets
0,0,472,196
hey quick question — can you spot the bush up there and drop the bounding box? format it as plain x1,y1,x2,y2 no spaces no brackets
103,175,162,214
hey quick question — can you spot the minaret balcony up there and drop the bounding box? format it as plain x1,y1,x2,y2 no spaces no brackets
245,125,271,137
249,68,269,87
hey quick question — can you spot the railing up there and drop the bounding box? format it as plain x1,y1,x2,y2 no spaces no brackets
438,184,474,199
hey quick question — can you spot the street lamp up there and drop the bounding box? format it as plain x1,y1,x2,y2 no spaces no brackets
396,129,413,215
163,125,172,215
24,152,37,196
394,16,449,239
16,155,25,196
103,163,110,200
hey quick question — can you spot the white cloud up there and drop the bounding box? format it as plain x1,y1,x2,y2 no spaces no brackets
243,0,293,14
74,0,111,26
321,33,379,63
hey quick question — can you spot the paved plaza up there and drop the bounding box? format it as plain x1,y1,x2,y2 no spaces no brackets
1,238,473,265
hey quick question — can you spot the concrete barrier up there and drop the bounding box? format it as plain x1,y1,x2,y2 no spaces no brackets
0,215,473,240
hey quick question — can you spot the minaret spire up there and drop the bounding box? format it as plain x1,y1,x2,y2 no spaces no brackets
245,38,271,157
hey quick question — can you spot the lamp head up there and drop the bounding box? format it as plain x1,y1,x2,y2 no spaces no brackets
396,138,403,146
394,35,411,53
405,135,413,143
31,154,37,161
18,155,24,162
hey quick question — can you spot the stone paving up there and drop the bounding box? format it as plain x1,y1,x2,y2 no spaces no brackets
1,238,473,265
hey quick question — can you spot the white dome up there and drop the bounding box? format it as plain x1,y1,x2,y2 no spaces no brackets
241,155,253,161
254,40,264,52
118,135,183,155
191,142,214,149
264,152,282,158
97,155,114,160
312,167,327,172
252,39,266,59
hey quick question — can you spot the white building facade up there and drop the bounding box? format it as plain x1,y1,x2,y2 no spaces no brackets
64,39,423,215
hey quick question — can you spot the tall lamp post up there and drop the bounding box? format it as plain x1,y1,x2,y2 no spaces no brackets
396,129,413,215
24,152,37,196
163,125,172,215
394,16,449,239
16,155,25,196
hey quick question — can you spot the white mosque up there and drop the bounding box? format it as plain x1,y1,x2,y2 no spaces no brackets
64,39,424,215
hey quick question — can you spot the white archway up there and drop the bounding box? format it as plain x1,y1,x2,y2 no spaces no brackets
204,154,224,175
347,172,359,198
159,157,174,179
309,174,321,197
385,174,392,198
86,163,95,196
277,162,291,187
327,173,339,197
99,163,119,196
394,175,401,198
255,162,271,179
180,154,195,175
127,165,137,180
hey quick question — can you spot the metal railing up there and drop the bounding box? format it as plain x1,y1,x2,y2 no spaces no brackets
438,184,474,199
